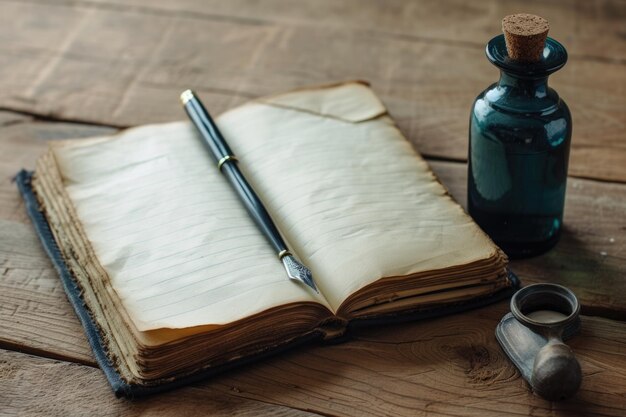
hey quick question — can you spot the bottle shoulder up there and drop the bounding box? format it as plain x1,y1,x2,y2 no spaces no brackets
470,89,572,150
472,84,567,116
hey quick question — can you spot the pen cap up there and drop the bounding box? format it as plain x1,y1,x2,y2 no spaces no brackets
181,90,235,161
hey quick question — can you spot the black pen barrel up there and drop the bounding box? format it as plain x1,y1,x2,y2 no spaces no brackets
181,90,289,255
182,95,234,162
220,163,288,254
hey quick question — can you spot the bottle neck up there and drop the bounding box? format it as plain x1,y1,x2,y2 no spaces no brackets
498,71,549,99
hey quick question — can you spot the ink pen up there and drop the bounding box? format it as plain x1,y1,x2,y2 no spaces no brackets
180,90,318,293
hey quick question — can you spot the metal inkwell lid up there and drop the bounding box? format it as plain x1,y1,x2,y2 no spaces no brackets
496,283,582,401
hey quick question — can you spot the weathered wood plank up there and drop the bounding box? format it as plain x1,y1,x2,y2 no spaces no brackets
430,161,626,319
0,114,116,361
0,112,116,223
213,306,626,417
2,304,626,416
0,1,624,413
0,220,95,364
0,1,624,182
0,349,318,417
32,0,626,62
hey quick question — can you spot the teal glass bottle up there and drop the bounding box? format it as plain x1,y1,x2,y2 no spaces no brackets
468,35,571,258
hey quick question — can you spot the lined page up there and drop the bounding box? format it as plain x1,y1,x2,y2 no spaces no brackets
216,83,499,311
52,122,329,331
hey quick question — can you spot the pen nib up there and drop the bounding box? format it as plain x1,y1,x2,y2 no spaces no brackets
281,255,319,293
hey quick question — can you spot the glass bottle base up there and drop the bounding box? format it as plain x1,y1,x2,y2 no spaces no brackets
468,205,563,259
495,230,561,259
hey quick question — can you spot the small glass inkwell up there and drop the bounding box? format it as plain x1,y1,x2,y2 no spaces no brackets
468,14,572,258
497,283,582,401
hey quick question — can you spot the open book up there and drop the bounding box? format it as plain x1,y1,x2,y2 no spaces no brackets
27,81,512,395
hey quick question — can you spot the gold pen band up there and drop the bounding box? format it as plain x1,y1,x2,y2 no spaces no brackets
278,250,292,260
217,155,238,171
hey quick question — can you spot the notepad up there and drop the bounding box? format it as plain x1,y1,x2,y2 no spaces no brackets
27,81,513,394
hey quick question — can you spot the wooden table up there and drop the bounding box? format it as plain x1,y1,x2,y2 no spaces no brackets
1,1,624,415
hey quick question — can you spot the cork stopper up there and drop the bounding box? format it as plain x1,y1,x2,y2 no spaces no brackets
502,14,549,62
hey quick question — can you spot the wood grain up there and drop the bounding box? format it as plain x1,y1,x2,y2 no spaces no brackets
0,114,116,363
212,305,626,417
0,220,94,364
2,304,626,416
0,349,318,417
0,1,624,413
0,0,624,182
25,0,626,62
0,112,115,223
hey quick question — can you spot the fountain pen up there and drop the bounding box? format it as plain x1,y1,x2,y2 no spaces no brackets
180,89,318,293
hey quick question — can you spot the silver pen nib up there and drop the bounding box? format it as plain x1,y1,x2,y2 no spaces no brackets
281,255,319,293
